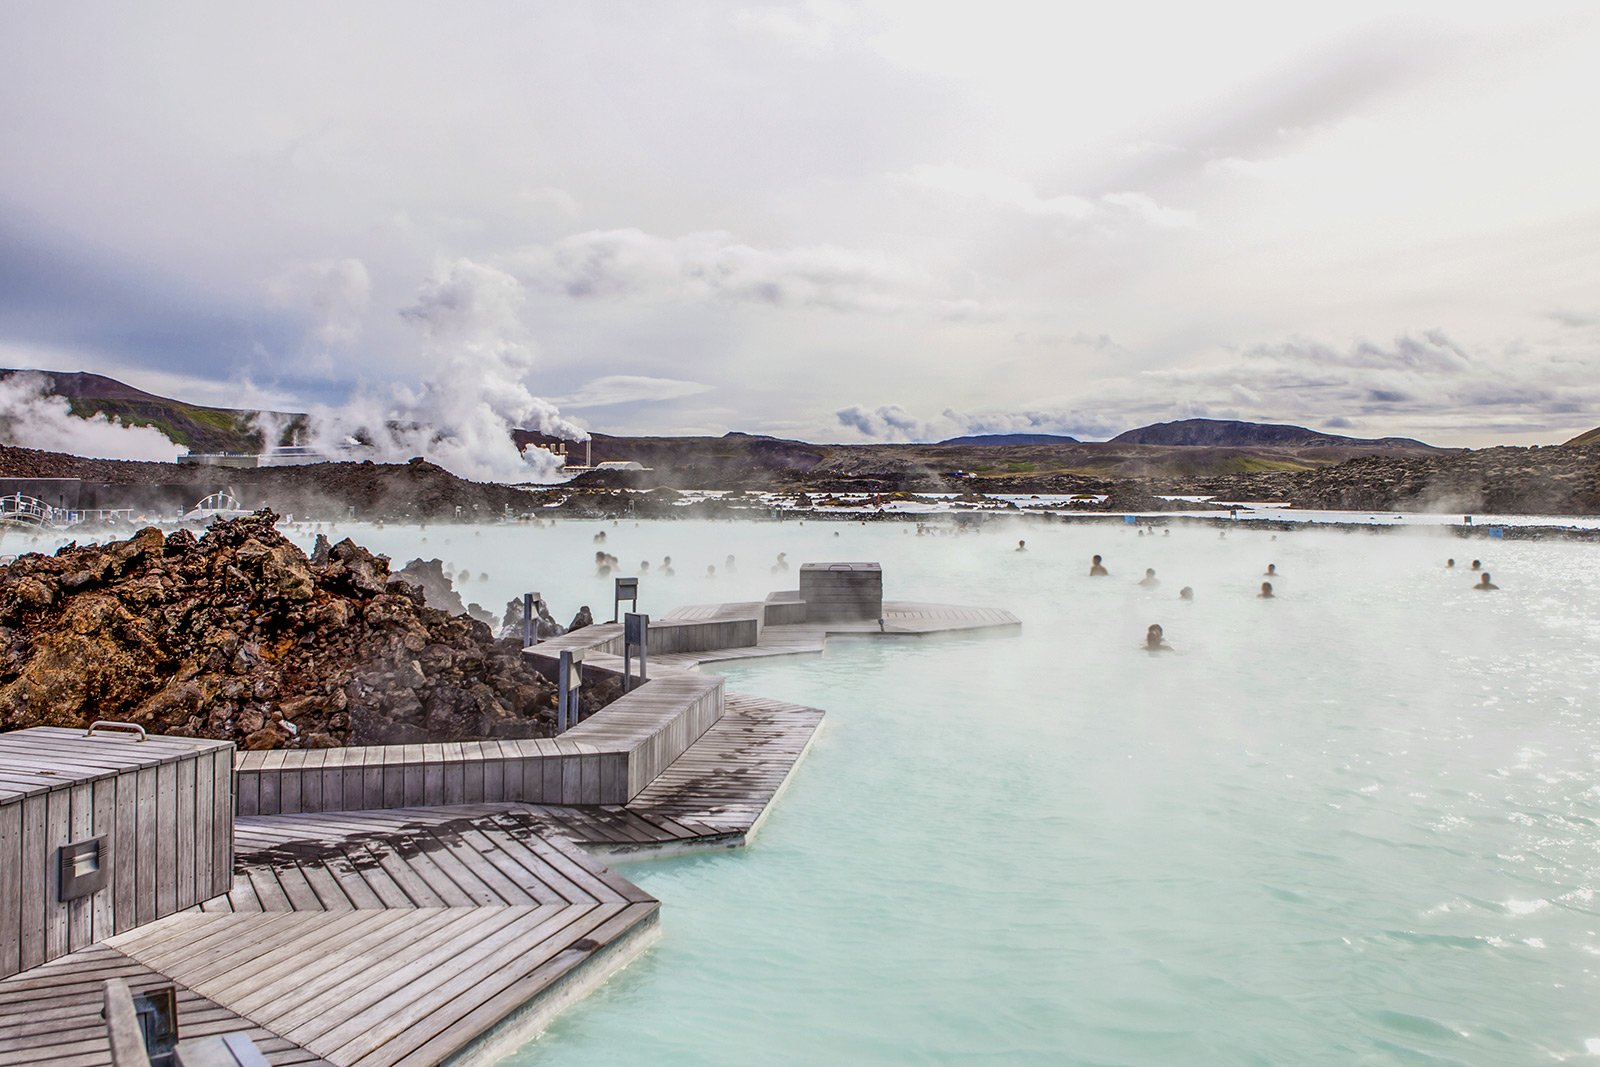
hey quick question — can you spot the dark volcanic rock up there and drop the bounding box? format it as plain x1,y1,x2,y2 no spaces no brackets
0,512,556,747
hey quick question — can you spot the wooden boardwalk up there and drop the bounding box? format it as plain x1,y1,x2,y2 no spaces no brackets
109,815,658,1067
651,599,1020,669
0,942,330,1067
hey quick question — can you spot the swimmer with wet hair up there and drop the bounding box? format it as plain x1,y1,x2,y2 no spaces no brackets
1089,554,1109,577
771,552,789,574
1476,572,1498,590
1446,558,1455,568
1179,586,1194,600
1259,581,1274,598
1016,540,1027,552
1471,559,1482,570
1144,624,1172,652
1138,567,1159,588
661,556,675,577
1264,563,1278,577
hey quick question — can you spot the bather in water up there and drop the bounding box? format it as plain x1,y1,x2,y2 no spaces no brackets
1179,586,1194,601
1144,624,1173,652
1138,568,1159,588
1089,554,1109,577
1264,563,1278,577
1476,572,1499,591
1259,581,1274,598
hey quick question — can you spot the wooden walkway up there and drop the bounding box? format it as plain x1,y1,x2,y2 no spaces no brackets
108,816,658,1067
0,942,330,1067
651,599,1020,669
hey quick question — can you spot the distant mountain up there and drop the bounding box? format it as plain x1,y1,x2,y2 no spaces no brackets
937,433,1081,446
1563,426,1600,446
1110,418,1434,449
0,368,304,453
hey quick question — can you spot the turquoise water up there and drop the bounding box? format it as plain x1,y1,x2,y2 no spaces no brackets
501,520,1598,1065
14,516,1599,1062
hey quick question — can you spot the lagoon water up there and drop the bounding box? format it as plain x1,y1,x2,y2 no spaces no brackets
11,515,1599,1063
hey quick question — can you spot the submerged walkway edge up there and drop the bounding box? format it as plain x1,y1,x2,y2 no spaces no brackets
1,595,1016,1066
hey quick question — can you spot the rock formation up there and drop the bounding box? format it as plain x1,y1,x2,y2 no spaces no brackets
0,512,557,748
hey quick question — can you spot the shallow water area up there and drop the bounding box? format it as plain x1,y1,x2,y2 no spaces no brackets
6,515,1599,1063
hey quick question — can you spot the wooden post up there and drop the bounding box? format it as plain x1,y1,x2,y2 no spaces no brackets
623,612,649,692
558,649,584,733
103,978,151,1067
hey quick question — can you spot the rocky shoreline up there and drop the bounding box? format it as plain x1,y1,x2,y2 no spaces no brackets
0,513,562,748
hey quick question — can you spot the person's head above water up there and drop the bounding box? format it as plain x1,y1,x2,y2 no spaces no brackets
1093,554,1102,563
1259,581,1274,598
1471,559,1481,570
1476,572,1498,589
1446,558,1455,568
1016,540,1027,551
1179,586,1194,600
1265,563,1277,575
1145,623,1171,651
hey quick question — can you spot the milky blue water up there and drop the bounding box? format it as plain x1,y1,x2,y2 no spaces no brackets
510,519,1600,1066
14,515,1600,1063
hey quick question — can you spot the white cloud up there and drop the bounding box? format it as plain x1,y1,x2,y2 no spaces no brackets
899,164,1198,229
554,375,713,409
514,228,979,316
268,257,372,347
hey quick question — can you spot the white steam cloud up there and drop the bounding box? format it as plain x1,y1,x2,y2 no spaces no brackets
300,259,587,483
0,372,182,461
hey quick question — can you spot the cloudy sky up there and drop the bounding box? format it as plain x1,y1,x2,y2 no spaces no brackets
2,1,1598,451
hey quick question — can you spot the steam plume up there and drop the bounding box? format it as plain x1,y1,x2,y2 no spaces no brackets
0,372,182,461
301,259,586,483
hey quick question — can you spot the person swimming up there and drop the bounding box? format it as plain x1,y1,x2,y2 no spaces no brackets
706,564,716,578
1446,558,1455,568
1016,540,1028,552
1476,572,1498,590
1179,586,1194,600
661,555,675,576
771,552,789,574
1144,623,1172,652
1089,554,1109,577
1264,563,1278,577
1138,567,1159,588
595,550,612,577
725,554,737,574
1259,581,1274,598
640,560,650,574
1471,559,1482,570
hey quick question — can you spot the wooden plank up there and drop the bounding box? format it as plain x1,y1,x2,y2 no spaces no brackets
65,783,93,952
194,752,214,907
212,749,233,900
175,756,197,910
18,794,46,971
44,786,70,962
89,776,115,943
0,800,20,978
155,759,178,918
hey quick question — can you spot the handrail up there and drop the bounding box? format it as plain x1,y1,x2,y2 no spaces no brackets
86,721,148,741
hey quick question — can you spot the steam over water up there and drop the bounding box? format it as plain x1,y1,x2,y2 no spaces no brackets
15,516,1600,1063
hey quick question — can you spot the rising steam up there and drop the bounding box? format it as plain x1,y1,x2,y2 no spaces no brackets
299,259,587,483
0,372,182,461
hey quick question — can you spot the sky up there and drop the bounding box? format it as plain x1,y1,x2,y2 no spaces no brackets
1,1,1598,457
